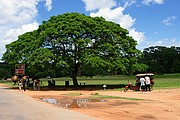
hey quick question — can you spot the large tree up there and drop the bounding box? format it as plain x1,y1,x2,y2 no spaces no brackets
2,13,145,86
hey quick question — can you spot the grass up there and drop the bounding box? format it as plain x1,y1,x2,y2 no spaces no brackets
0,80,14,86
0,73,180,90
66,93,82,96
91,94,144,101
153,78,180,89
41,75,132,86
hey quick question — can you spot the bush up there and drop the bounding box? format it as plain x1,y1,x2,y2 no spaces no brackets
0,68,11,80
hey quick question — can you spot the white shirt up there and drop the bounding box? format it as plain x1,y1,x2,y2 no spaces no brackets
145,76,150,85
140,77,145,86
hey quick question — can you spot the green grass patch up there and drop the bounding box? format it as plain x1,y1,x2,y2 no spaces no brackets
66,93,82,96
1,73,180,90
155,73,180,78
153,77,180,89
0,80,15,86
91,94,144,101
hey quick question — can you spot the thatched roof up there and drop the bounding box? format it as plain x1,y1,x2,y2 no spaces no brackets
136,73,154,77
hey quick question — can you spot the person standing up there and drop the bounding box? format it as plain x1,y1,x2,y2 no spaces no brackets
136,76,141,91
26,76,30,87
150,77,155,90
22,75,27,91
140,76,146,92
145,75,151,91
18,79,22,90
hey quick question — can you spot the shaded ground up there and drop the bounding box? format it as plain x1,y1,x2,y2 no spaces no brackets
1,84,180,120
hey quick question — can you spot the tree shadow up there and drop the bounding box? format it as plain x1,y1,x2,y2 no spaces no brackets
3,84,126,91
33,84,126,91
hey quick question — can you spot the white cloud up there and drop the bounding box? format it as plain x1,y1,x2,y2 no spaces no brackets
0,22,39,57
142,0,164,5
90,7,145,44
82,0,117,11
123,0,136,8
90,7,135,30
162,16,176,26
45,0,53,11
0,0,52,60
159,38,180,47
129,29,145,44
85,0,145,44
2,22,39,44
137,38,180,50
0,0,38,27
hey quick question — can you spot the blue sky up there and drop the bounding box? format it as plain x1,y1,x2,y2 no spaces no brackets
0,0,180,60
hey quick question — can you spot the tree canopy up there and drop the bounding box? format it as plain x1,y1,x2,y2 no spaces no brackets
142,46,180,74
2,13,146,86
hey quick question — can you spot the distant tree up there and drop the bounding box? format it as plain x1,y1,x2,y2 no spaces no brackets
0,68,11,79
172,58,180,73
0,63,11,79
2,13,146,86
142,46,180,74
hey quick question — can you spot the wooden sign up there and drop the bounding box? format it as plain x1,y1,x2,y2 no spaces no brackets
15,64,25,75
15,69,25,75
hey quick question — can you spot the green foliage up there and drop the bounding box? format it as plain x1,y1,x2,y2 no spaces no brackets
2,13,145,86
0,63,12,79
142,46,180,74
0,68,11,79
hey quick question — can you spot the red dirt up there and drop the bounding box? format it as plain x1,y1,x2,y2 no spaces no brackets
22,88,180,120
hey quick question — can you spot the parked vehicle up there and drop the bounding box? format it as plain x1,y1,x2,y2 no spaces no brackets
124,73,155,92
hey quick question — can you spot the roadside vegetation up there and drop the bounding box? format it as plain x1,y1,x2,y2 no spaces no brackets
1,73,180,90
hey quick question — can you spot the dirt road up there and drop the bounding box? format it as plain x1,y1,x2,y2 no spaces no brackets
24,88,180,120
0,86,97,120
1,83,180,120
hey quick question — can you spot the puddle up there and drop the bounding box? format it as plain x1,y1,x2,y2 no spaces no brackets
42,98,105,108
42,98,58,105
77,99,88,103
77,99,106,103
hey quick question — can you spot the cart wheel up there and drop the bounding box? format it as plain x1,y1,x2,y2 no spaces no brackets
124,88,128,92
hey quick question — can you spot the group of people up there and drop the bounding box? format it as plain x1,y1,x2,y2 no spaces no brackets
139,75,154,92
12,75,41,91
12,75,57,91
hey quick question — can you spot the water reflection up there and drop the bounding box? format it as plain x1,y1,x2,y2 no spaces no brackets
42,98,105,108
42,98,58,105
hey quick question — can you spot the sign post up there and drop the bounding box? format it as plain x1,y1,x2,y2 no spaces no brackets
15,64,25,75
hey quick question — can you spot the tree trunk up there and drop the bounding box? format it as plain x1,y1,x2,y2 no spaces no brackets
72,62,79,87
72,75,78,87
72,44,80,87
128,58,133,75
